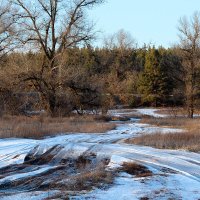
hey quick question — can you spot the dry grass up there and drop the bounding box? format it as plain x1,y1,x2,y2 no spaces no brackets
128,131,200,152
45,160,114,198
70,165,114,190
140,117,185,128
0,154,114,198
44,164,114,199
129,113,200,152
155,107,200,117
122,162,153,177
0,114,116,139
140,116,200,131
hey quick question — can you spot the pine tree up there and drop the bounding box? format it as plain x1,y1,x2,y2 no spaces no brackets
138,47,169,106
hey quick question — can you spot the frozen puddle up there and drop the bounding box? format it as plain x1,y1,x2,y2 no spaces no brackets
0,109,199,199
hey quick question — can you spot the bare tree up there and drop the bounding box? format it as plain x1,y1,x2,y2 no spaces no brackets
178,11,200,118
0,0,17,61
103,29,137,78
12,0,104,115
0,1,20,115
104,29,136,50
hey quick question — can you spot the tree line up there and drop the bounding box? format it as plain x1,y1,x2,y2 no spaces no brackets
0,0,200,118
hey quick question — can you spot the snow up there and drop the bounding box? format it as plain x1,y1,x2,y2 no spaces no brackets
134,108,168,118
0,138,37,168
0,108,199,199
76,172,200,200
0,191,58,200
0,165,57,184
134,108,200,118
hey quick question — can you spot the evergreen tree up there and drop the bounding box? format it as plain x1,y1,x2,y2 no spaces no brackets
138,47,169,106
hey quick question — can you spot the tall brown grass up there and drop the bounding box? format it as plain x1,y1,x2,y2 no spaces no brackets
129,117,200,152
140,117,200,130
155,107,200,118
0,114,116,139
128,131,200,152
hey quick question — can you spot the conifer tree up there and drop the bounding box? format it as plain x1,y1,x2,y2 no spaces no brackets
138,47,169,106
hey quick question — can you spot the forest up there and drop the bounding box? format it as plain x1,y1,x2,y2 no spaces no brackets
0,0,200,118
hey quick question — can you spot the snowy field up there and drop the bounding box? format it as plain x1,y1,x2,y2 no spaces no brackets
0,109,199,199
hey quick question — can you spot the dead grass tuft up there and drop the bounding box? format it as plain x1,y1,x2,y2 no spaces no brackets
71,165,114,191
122,162,153,177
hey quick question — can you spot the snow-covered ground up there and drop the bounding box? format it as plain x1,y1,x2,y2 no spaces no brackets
0,109,199,200
109,108,168,118
134,108,168,118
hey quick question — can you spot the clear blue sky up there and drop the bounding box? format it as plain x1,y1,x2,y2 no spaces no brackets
89,0,200,47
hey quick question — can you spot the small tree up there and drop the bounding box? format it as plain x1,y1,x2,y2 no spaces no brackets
178,12,200,118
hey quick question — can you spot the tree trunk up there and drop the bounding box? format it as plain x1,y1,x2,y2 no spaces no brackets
49,93,57,117
187,95,194,118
